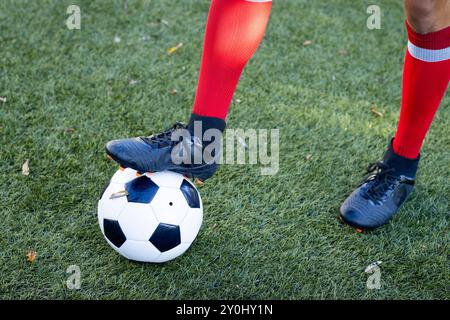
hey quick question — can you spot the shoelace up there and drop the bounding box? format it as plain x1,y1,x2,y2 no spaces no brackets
362,161,398,202
141,122,187,147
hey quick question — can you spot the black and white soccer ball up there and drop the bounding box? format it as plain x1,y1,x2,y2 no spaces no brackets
98,168,203,263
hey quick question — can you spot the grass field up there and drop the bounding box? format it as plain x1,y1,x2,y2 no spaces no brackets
0,0,448,299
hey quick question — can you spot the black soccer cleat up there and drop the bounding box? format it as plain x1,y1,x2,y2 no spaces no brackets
106,114,226,182
340,140,419,231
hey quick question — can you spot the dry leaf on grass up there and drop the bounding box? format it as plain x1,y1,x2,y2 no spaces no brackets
303,40,312,46
170,88,178,95
338,49,348,56
167,43,183,55
22,159,30,176
110,190,128,199
26,250,37,263
0,97,6,103
370,105,383,117
305,154,313,161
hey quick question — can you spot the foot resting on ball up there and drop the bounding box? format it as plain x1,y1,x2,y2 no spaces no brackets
106,114,226,182
340,140,419,231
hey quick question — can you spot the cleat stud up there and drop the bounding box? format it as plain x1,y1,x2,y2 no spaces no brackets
194,178,205,185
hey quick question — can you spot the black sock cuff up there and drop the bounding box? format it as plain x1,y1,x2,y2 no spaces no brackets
188,113,226,137
383,139,420,178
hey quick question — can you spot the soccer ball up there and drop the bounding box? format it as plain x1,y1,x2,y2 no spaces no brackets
98,168,203,263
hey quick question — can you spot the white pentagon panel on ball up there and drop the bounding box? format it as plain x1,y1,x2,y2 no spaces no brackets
117,203,158,241
151,187,189,225
179,208,203,244
110,168,139,184
157,243,191,263
147,171,184,188
119,240,161,263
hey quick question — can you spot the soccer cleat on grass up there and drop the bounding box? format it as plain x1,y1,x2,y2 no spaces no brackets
106,115,225,182
340,140,419,231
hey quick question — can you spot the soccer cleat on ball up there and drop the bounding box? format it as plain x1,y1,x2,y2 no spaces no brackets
105,116,226,182
98,168,203,263
340,140,419,231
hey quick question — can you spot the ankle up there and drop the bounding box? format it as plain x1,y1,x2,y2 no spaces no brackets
187,113,226,143
383,139,420,178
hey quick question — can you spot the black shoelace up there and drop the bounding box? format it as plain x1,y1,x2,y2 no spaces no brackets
141,122,187,147
362,161,398,202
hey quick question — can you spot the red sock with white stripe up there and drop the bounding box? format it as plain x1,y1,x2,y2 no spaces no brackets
393,21,450,159
191,0,272,121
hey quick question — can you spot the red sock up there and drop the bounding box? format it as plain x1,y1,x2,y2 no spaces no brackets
393,21,450,159
192,0,272,120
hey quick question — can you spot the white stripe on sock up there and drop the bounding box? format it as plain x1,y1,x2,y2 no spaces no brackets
407,41,450,62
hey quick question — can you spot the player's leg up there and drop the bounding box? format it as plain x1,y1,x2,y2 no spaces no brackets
394,0,450,158
340,0,450,231
106,0,272,181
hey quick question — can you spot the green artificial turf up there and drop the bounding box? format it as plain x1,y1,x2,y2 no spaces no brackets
0,0,448,299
